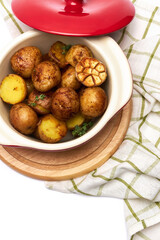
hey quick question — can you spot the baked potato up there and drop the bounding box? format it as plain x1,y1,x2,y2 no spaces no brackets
48,41,68,68
51,87,79,121
42,53,55,62
32,61,61,92
66,112,85,130
25,78,34,96
0,74,27,104
37,114,67,143
33,127,41,140
79,87,107,118
28,89,53,115
75,57,107,87
61,65,81,90
65,44,93,67
11,46,42,78
10,103,39,135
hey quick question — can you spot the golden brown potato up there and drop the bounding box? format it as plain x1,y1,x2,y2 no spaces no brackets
42,53,55,62
25,78,34,96
48,41,69,68
51,87,79,121
61,65,81,90
33,127,41,140
66,112,85,130
80,87,107,118
28,89,53,115
10,103,39,135
37,114,67,143
32,61,61,92
11,46,42,78
0,74,27,104
75,57,107,87
65,44,93,67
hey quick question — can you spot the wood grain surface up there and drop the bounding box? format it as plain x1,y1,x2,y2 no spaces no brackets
0,100,132,181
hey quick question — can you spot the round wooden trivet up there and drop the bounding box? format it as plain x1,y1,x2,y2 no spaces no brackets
0,100,132,181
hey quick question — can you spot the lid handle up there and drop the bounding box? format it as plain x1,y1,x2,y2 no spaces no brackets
65,0,83,4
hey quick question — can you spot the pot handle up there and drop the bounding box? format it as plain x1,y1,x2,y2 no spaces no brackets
0,133,13,146
0,122,18,146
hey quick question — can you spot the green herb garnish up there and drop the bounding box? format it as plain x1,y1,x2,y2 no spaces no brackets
28,102,37,107
28,94,46,107
35,96,39,101
39,94,46,100
62,44,72,55
35,94,46,101
72,121,94,137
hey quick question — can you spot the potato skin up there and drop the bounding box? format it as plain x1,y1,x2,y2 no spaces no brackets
65,44,93,67
51,87,79,121
28,89,53,115
32,61,61,92
25,78,34,96
33,127,41,140
37,114,67,143
10,103,38,135
0,74,27,104
80,87,107,118
42,53,55,62
48,41,68,68
11,46,42,78
61,65,81,90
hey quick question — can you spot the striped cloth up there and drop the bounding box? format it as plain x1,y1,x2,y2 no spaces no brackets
0,0,160,239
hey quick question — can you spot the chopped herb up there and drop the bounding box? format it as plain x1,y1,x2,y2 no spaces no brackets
35,94,46,101
39,94,46,100
35,96,39,101
71,121,94,137
88,121,94,127
28,94,46,107
62,44,72,55
28,102,37,107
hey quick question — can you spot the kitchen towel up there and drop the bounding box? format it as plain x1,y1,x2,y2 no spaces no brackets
0,0,160,239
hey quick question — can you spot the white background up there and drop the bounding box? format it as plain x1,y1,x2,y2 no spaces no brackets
0,160,128,240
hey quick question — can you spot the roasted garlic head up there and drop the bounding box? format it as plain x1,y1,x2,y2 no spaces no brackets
75,57,107,87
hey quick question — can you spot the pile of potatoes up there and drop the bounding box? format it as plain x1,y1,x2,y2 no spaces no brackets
0,41,108,143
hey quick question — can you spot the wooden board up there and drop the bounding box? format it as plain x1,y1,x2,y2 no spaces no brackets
0,100,132,181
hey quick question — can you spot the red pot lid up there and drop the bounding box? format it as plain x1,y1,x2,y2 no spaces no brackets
11,0,135,36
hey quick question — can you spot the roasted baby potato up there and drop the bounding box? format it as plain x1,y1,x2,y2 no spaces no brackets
33,127,41,140
48,41,68,68
37,114,67,143
32,61,61,92
25,78,34,96
42,53,55,62
28,89,53,115
51,87,79,121
66,112,85,130
10,103,39,135
80,87,107,118
75,57,107,87
65,44,93,67
61,65,81,90
0,74,27,104
11,46,42,78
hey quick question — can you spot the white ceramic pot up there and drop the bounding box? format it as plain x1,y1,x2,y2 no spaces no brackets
0,30,132,151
